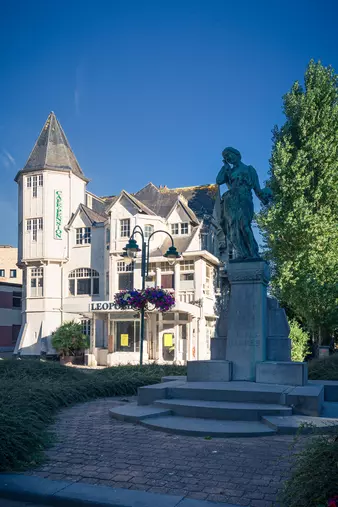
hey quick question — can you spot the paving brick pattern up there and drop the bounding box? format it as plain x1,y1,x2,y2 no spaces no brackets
26,398,304,506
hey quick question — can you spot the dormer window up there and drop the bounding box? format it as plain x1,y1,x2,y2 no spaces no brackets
181,223,189,234
144,224,154,239
171,223,189,235
27,174,43,197
76,227,91,245
171,224,179,235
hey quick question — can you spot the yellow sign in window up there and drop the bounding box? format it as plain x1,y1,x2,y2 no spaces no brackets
164,334,173,347
121,334,129,347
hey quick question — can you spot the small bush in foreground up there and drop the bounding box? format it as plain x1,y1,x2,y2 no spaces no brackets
280,431,338,506
308,353,338,380
51,321,89,357
0,360,186,472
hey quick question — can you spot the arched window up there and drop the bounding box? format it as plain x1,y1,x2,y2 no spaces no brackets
69,268,99,296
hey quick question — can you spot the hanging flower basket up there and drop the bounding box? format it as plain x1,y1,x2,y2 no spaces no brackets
114,287,175,312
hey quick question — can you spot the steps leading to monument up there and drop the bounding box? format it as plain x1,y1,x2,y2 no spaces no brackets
140,415,277,437
165,381,289,405
153,398,292,421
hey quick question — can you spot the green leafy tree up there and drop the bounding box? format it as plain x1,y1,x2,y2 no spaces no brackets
51,321,89,357
258,60,338,342
289,319,310,362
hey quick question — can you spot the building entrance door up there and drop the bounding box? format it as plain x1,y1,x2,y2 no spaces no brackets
161,325,175,362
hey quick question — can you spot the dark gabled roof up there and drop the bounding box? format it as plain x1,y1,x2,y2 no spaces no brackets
134,183,217,219
66,204,107,230
80,204,107,224
104,190,156,216
15,112,88,182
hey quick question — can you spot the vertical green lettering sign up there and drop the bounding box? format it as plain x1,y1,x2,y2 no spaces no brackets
54,190,63,240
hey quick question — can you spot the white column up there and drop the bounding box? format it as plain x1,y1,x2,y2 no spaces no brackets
174,262,180,301
158,313,163,362
155,267,161,288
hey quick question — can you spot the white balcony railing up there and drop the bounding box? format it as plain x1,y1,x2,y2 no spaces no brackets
179,291,195,303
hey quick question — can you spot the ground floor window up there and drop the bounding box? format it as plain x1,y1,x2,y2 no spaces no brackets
115,321,140,353
81,319,91,336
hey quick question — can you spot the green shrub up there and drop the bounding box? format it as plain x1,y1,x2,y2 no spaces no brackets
0,360,186,472
51,321,89,356
309,353,338,380
280,430,338,506
289,319,310,362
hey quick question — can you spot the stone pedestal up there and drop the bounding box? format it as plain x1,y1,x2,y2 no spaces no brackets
188,360,232,382
225,260,270,381
266,297,291,361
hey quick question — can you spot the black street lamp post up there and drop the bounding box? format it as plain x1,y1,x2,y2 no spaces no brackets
123,226,180,365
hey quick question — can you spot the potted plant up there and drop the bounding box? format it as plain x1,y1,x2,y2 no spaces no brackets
51,321,89,365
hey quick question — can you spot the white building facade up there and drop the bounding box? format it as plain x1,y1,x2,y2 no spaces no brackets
14,112,222,365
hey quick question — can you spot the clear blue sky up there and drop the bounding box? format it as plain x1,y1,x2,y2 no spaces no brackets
1,0,338,246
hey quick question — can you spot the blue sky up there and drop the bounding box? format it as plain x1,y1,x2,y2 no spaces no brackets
1,0,338,246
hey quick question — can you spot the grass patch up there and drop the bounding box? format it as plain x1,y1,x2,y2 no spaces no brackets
308,354,338,380
0,359,186,472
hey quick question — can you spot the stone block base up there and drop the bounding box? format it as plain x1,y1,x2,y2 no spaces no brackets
256,361,308,386
210,337,227,360
187,360,232,382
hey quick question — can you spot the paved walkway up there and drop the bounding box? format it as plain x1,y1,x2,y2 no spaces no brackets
26,398,302,507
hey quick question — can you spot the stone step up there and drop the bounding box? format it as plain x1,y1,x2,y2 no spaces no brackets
262,415,338,435
140,415,276,437
167,381,288,405
109,403,171,422
154,398,292,421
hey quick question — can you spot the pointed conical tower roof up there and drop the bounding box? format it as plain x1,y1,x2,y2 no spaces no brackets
15,112,89,182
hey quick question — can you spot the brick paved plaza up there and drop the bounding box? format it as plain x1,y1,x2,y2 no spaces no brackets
26,398,301,507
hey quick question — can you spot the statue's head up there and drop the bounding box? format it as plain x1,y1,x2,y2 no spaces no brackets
222,147,241,165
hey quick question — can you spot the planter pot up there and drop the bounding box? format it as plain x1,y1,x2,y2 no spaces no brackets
60,356,75,365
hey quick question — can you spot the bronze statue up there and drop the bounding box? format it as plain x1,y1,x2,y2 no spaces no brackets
216,147,271,260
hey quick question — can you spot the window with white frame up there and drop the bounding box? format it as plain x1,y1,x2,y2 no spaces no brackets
10,269,17,278
205,264,213,296
81,319,91,336
26,218,43,241
117,261,133,272
27,174,43,197
180,260,194,271
76,227,91,245
171,223,189,235
160,262,174,272
30,267,43,297
120,219,130,238
181,222,189,234
180,260,194,281
69,268,99,296
0,269,5,277
144,224,154,239
106,271,109,298
106,228,110,247
171,223,179,235
117,261,133,290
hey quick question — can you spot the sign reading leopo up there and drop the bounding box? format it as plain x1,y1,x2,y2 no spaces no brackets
90,301,133,311
54,190,63,240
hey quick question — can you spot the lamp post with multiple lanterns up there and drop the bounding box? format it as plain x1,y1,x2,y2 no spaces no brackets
123,226,180,365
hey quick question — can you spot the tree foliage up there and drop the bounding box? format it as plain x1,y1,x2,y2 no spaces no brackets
289,319,310,362
258,61,338,340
